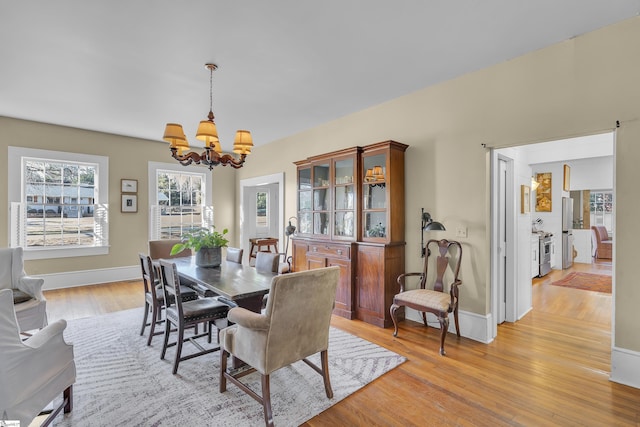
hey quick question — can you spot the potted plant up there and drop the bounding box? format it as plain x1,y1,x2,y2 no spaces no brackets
170,227,230,268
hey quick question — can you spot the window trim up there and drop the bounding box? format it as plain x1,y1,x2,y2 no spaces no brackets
8,146,109,260
148,161,212,240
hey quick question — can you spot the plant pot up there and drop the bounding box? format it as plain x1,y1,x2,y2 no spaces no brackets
195,246,222,268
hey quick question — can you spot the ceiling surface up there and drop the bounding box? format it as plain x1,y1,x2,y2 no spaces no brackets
1,1,639,150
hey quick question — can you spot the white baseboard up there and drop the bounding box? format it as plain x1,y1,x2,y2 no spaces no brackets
404,308,493,344
39,265,140,290
610,346,640,389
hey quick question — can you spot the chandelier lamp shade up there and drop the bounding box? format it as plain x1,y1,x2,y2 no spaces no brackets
163,63,253,170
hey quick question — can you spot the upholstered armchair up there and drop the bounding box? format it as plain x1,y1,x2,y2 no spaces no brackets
219,266,340,427
0,247,47,332
0,289,76,426
592,226,612,259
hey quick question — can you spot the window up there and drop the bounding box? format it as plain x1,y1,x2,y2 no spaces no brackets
590,190,613,231
148,162,213,240
256,191,268,227
8,147,109,259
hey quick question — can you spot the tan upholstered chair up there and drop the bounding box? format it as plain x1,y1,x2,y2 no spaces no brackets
219,266,340,427
591,226,612,259
390,239,462,356
0,247,47,332
226,247,244,264
0,289,75,426
149,239,193,260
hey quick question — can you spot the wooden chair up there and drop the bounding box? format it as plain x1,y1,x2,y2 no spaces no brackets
138,253,198,346
390,239,462,356
591,226,612,259
219,267,340,427
149,239,193,260
158,259,231,374
226,247,244,264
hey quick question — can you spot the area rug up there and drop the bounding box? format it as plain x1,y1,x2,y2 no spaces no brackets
550,272,612,293
52,308,405,426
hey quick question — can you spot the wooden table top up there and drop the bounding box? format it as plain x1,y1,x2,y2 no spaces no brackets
170,257,275,301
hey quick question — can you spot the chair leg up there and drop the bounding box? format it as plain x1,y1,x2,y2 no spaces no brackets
261,374,274,427
453,307,461,337
220,350,228,392
147,303,159,346
173,325,185,374
421,311,428,327
160,318,171,360
390,303,400,337
63,385,73,413
140,301,150,336
438,315,449,356
320,350,333,398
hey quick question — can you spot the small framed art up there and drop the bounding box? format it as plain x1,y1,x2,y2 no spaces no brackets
521,185,530,213
121,194,138,213
563,164,571,191
121,179,138,193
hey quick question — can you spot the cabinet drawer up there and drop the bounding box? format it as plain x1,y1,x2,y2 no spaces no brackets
308,243,350,259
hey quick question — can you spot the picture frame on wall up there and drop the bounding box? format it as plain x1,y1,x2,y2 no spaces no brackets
521,185,530,213
535,172,552,212
121,179,138,193
563,164,571,191
121,194,138,213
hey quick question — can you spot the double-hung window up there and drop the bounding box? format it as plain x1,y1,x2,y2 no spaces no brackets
148,162,213,240
8,147,109,259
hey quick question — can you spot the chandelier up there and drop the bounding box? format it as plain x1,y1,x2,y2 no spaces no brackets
163,63,253,170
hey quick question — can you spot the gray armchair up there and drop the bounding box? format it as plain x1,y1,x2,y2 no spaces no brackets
219,266,340,427
0,247,47,332
0,289,75,426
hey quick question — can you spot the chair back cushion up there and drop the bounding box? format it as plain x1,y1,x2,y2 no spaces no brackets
226,247,244,264
255,251,280,273
263,266,339,372
0,247,26,290
592,226,611,243
149,240,192,259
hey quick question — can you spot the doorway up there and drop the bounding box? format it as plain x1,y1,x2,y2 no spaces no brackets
239,173,284,263
490,132,615,339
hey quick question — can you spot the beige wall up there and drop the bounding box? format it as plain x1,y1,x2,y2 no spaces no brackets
0,118,237,275
236,17,640,351
2,17,639,352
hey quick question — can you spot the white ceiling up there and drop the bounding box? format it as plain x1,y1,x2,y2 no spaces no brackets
1,1,639,151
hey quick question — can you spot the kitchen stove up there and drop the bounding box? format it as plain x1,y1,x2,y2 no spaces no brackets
533,231,553,277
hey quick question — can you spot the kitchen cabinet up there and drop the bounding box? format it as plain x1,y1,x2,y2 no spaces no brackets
531,235,539,278
292,141,407,327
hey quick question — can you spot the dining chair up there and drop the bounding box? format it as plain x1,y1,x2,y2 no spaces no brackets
138,253,198,346
219,266,340,426
0,289,76,426
226,247,244,264
0,247,47,333
158,259,231,374
255,251,280,274
390,239,462,356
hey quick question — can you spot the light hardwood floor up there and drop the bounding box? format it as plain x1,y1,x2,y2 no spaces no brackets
43,260,640,426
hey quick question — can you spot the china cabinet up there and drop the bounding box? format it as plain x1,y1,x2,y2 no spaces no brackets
292,141,407,327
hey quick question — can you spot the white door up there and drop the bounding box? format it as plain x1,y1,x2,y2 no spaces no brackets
497,158,507,324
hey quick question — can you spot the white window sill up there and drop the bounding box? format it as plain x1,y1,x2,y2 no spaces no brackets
23,246,110,261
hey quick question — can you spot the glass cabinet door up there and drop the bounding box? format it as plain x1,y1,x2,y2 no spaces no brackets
297,166,312,235
333,157,355,239
362,153,387,240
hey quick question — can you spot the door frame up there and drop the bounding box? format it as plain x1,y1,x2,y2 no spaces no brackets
239,172,285,259
490,151,517,339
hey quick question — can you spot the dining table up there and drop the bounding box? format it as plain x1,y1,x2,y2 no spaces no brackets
169,256,276,313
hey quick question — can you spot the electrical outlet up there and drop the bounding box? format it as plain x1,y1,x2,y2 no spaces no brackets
456,226,468,238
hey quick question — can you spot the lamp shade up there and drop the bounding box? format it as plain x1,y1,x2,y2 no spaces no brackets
233,130,253,154
163,123,188,148
423,221,446,231
196,120,220,152
372,165,384,181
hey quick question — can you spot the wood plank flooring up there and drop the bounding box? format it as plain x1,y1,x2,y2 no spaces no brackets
43,260,640,426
